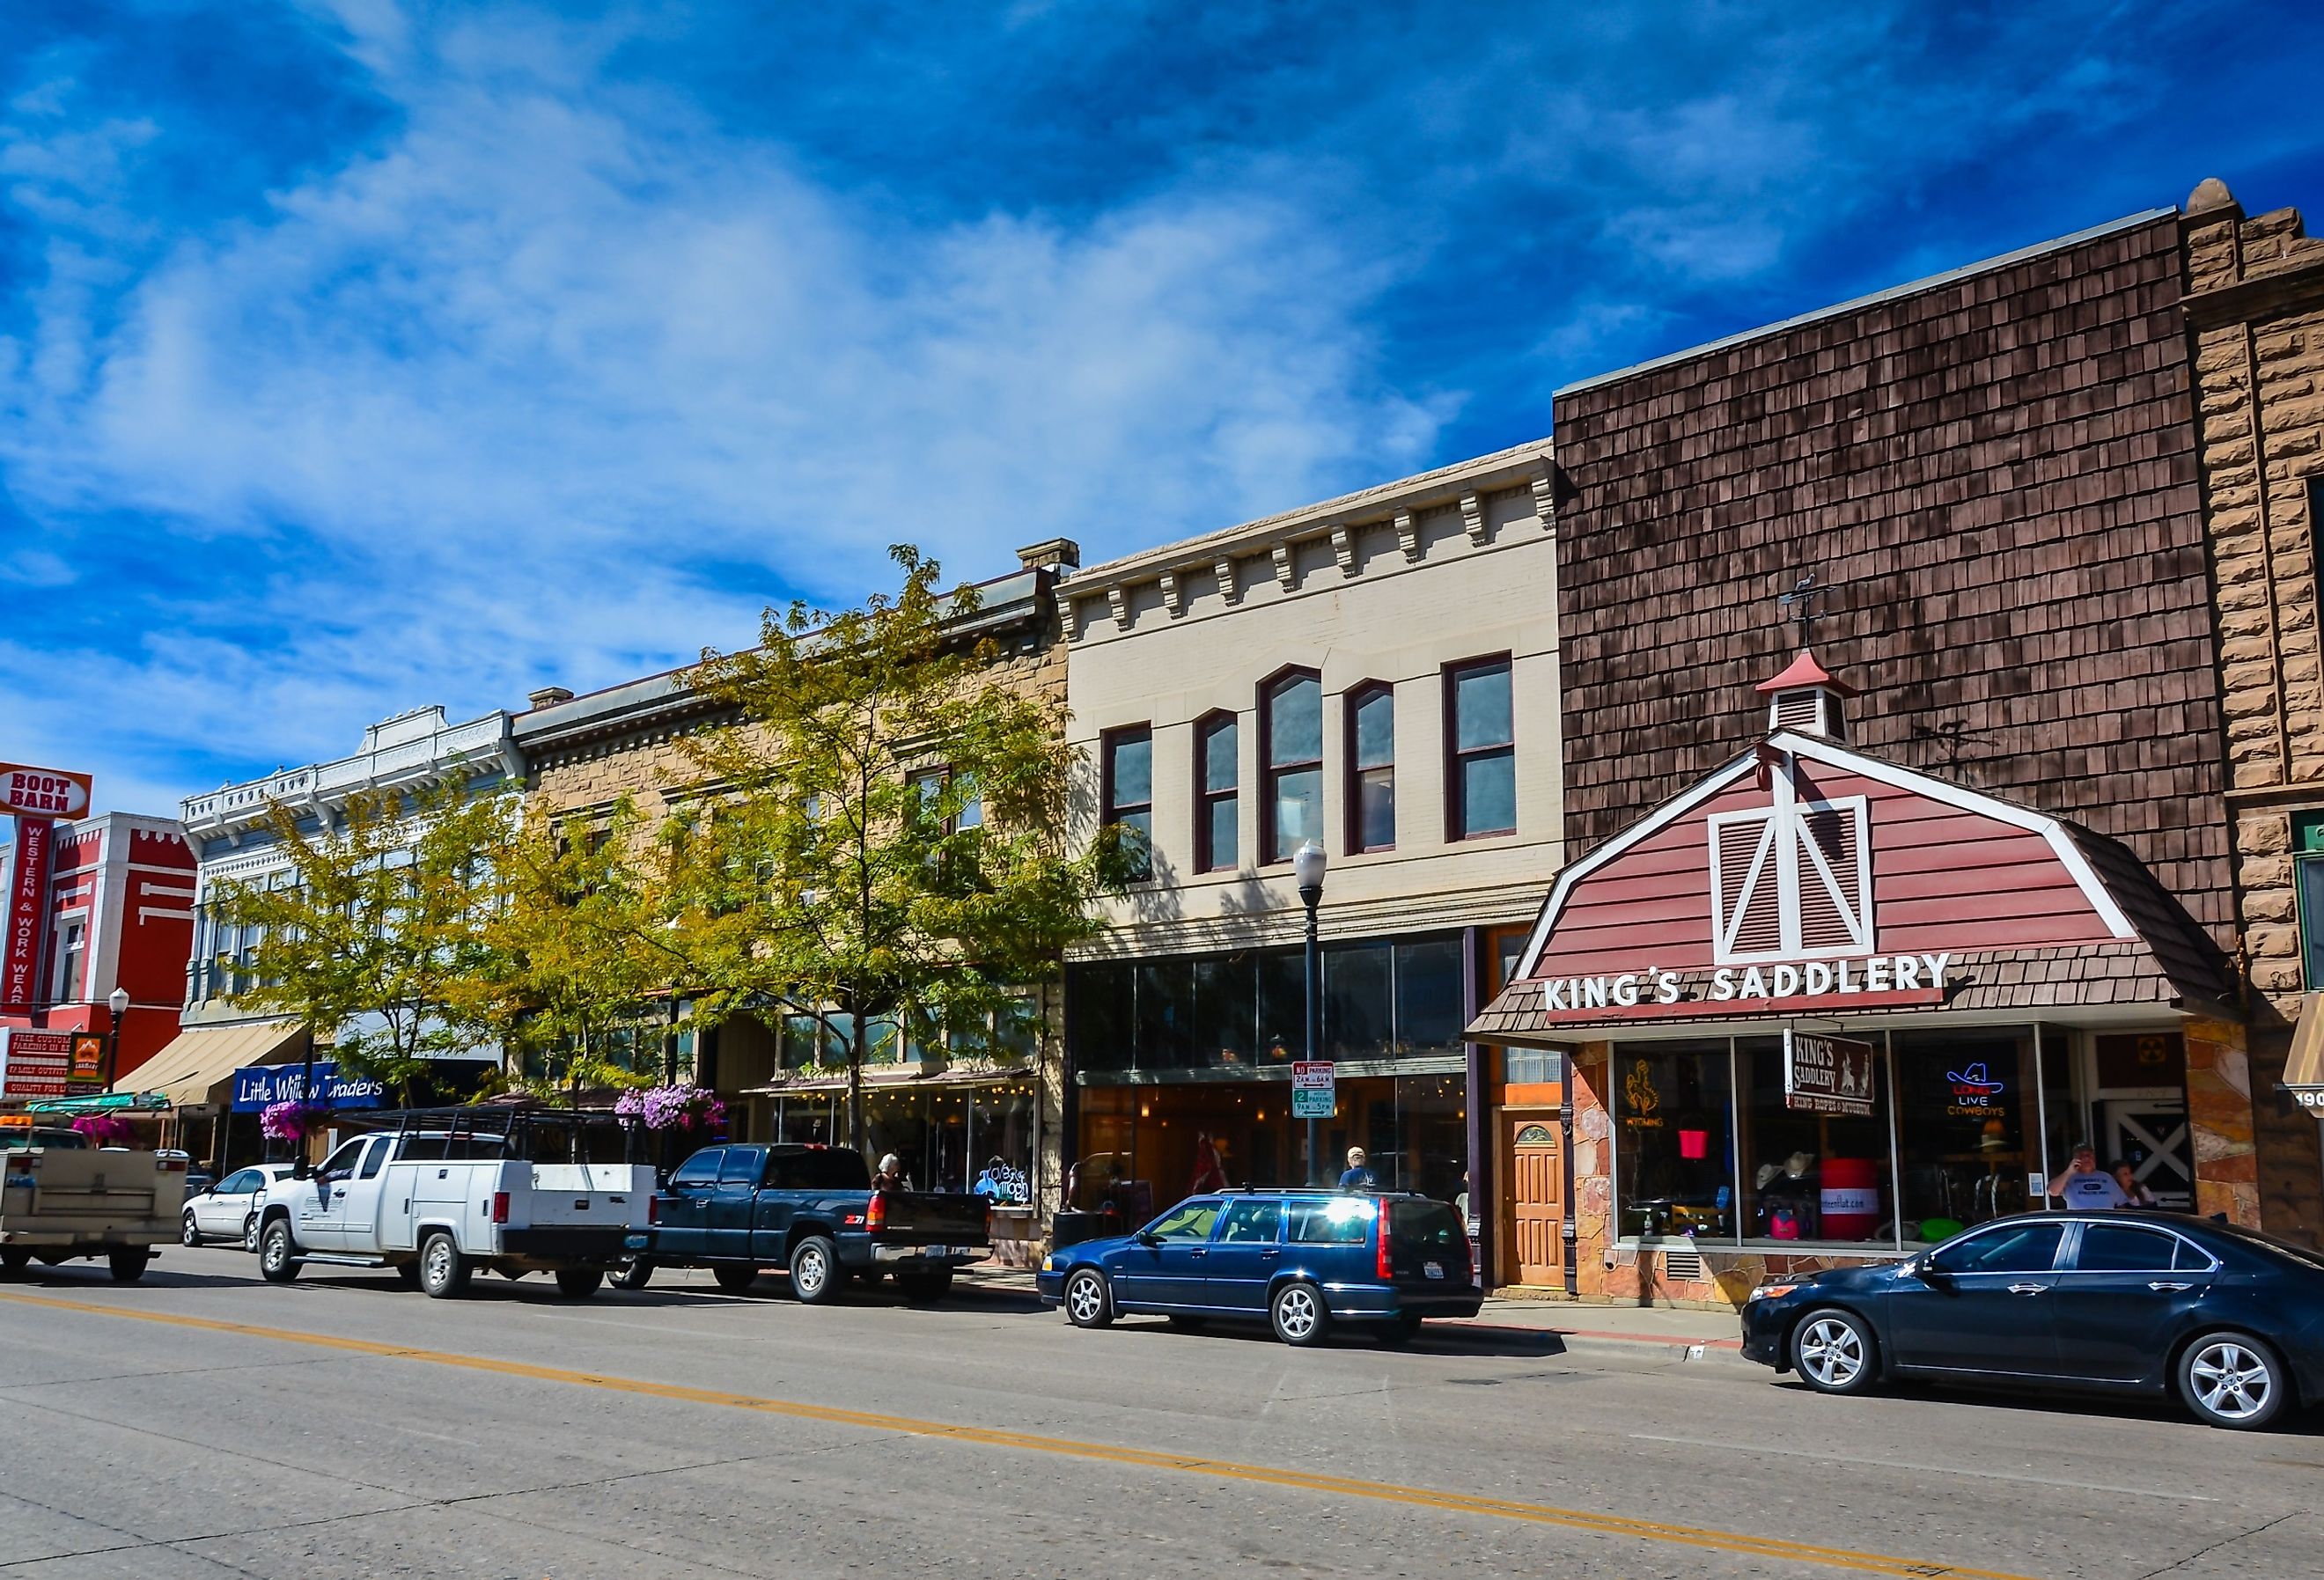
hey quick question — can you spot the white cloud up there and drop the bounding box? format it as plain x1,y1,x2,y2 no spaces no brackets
0,7,1443,815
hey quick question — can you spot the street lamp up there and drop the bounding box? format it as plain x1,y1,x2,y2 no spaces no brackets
1293,841,1327,1183
101,986,130,1093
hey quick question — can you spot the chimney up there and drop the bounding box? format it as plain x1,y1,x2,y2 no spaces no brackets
1016,538,1080,578
1754,650,1858,743
527,685,576,711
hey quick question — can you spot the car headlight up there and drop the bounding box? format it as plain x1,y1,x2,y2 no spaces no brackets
1747,1282,1799,1304
1041,1253,1055,1273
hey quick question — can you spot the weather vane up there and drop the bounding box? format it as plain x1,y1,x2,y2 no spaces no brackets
1777,572,1822,647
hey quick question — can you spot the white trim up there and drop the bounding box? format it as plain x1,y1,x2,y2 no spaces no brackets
1707,808,1776,959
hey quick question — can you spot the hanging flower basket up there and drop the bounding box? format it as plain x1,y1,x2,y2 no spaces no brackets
261,1100,328,1143
614,1084,726,1133
70,1113,135,1147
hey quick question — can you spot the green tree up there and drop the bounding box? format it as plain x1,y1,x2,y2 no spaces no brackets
671,545,1139,1154
455,795,676,1096
208,776,509,1105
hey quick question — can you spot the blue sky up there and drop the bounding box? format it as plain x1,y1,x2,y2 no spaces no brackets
4,1,2322,819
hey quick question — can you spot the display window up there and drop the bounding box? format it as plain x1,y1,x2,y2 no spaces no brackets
1611,1042,1733,1240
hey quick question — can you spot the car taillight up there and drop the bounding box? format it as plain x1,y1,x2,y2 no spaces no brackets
866,1190,887,1232
647,1195,660,1224
491,1191,511,1225
1376,1201,1394,1280
157,1157,187,1172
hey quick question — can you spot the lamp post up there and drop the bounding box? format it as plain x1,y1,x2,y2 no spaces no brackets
101,986,131,1093
1293,841,1327,1184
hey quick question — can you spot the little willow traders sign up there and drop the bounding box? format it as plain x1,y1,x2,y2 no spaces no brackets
1784,1029,1876,1117
1291,1060,1335,1119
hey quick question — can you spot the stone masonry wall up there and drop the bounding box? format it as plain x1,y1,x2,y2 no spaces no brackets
2182,178,2324,1243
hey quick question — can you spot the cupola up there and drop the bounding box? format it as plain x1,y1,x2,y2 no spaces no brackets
1755,649,1857,742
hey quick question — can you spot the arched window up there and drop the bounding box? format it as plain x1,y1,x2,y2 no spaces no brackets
1346,682,1394,853
1261,670,1322,863
1194,710,1239,872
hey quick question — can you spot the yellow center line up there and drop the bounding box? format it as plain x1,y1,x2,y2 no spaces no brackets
5,1289,2033,1580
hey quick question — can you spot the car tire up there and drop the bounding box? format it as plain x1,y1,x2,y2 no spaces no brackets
896,1268,953,1305
789,1237,841,1304
0,1246,30,1275
555,1268,605,1300
2178,1331,2288,1430
180,1212,202,1247
611,1259,653,1291
418,1231,470,1299
1270,1281,1330,1348
712,1263,760,1293
242,1214,261,1253
1063,1268,1113,1328
258,1219,301,1283
108,1247,151,1283
1791,1308,1879,1395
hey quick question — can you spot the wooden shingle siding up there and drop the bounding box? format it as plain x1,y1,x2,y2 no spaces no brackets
1551,214,2231,946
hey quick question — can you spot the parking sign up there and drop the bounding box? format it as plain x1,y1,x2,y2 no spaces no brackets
1291,1060,1335,1119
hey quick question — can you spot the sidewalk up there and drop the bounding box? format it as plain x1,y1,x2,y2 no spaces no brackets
953,1264,1749,1363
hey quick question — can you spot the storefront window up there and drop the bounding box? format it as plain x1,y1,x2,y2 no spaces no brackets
1394,937,1465,1055
1192,953,1257,1064
1736,1036,1894,1246
1323,942,1393,1058
1612,1042,1734,1240
1894,1029,2037,1235
1135,959,1193,1069
1069,962,1133,1072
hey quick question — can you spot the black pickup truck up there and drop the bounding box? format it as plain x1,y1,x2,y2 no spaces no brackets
628,1143,990,1304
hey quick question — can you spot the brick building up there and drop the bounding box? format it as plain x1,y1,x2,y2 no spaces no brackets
2181,178,2324,1240
512,543,1078,1224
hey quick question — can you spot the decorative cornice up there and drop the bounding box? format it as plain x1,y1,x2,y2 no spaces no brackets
1107,584,1132,630
1271,542,1296,592
1460,491,1486,546
1529,466,1556,534
1213,557,1239,606
1329,523,1356,577
1395,508,1420,562
1158,570,1183,619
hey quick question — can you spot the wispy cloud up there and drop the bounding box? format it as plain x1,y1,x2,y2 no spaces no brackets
1,0,2320,818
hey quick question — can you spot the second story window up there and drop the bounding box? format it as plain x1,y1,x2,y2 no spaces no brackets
1195,711,1239,872
1446,656,1515,840
1261,670,1322,863
1347,682,1394,853
1102,725,1153,879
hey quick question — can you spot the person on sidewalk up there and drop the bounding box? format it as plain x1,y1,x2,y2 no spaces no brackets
2047,1145,2129,1209
1188,1132,1228,1194
1338,1147,1379,1191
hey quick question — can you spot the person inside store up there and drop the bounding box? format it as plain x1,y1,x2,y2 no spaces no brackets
873,1152,909,1193
2046,1144,2129,1209
2110,1158,2160,1208
1338,1147,1379,1190
1189,1131,1228,1194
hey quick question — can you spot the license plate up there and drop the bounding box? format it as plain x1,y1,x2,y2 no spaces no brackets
623,1233,650,1250
1424,1261,1445,1280
929,1246,959,1258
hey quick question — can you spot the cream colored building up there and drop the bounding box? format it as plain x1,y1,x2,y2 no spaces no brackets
1059,439,1563,1221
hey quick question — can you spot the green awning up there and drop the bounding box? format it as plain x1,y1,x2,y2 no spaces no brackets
22,1091,170,1114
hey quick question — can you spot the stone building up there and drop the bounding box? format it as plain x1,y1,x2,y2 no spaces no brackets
1058,441,1564,1276
511,543,1077,1220
2181,178,2324,1240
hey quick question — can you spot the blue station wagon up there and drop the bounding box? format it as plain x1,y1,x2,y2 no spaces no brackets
1036,1189,1482,1346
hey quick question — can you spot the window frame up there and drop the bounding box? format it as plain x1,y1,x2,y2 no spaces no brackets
2296,812,2324,988
1444,655,1517,841
1259,666,1324,865
1193,709,1239,874
1099,724,1154,880
1344,680,1396,855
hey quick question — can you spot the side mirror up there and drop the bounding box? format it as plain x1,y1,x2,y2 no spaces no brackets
1134,1229,1161,1247
1913,1259,1953,1288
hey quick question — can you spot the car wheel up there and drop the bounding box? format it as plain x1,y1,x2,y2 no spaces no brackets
555,1268,605,1299
258,1219,302,1283
1791,1308,1878,1395
1270,1281,1330,1348
2179,1332,2287,1430
0,1247,30,1275
418,1231,470,1299
789,1237,841,1304
108,1247,151,1283
181,1212,202,1247
712,1263,759,1293
1063,1268,1113,1328
896,1268,954,1305
611,1259,653,1291
242,1214,261,1253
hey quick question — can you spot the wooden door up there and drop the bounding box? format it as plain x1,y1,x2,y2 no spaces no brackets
1501,1111,1563,1287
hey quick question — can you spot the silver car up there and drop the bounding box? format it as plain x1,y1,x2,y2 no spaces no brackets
181,1164,299,1250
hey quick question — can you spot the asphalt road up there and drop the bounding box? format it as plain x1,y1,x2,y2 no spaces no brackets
0,1246,2317,1579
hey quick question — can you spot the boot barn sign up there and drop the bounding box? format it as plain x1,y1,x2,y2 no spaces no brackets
0,766,93,820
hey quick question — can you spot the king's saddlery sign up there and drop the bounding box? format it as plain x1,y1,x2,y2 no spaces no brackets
1784,1029,1878,1117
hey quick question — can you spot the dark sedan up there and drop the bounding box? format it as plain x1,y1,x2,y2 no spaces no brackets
1740,1210,2324,1429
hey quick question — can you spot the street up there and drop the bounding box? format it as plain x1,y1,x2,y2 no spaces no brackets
0,1250,2315,1579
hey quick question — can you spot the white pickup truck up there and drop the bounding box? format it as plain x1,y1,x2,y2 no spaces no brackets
254,1107,654,1299
1,1128,187,1282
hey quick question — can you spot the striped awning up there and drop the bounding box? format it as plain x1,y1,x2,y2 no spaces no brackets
130,1019,307,1107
